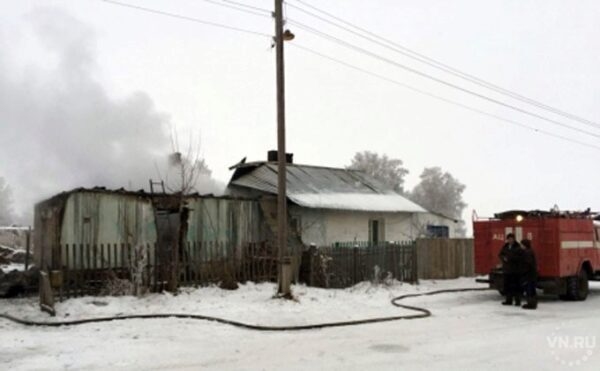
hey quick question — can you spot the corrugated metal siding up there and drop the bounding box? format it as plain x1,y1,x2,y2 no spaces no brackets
37,190,264,270
185,197,263,258
59,192,157,269
60,192,157,246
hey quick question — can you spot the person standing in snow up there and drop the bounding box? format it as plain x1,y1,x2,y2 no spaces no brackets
520,239,538,310
499,233,524,306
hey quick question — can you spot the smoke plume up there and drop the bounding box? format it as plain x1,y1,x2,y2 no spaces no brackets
0,9,221,223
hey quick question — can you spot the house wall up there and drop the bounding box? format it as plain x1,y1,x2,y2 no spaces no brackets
58,192,157,269
290,206,458,246
60,192,157,247
34,192,157,269
185,197,264,258
34,191,266,270
323,210,420,244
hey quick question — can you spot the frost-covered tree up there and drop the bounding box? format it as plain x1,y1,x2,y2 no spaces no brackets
166,151,212,196
347,151,409,194
0,177,14,225
409,167,467,236
154,132,225,292
161,132,224,196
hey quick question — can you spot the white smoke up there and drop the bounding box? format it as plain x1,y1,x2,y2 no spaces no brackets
0,8,222,223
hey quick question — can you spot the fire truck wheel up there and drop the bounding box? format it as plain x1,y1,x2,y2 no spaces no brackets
575,270,589,301
564,270,589,301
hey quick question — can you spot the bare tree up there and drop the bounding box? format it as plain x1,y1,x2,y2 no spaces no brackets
156,131,223,197
347,151,409,194
0,177,14,225
408,167,467,236
152,131,226,292
163,132,206,196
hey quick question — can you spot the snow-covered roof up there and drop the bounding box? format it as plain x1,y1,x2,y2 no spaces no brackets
228,162,426,213
289,193,425,212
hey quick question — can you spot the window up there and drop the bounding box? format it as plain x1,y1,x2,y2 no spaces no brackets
427,225,450,238
369,219,385,245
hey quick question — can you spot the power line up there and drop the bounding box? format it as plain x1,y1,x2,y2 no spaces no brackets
100,0,272,37
289,43,600,153
287,0,600,131
99,0,600,152
199,0,271,18
222,0,272,14
287,19,600,140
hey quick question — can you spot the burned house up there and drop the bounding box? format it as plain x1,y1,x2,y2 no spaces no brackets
227,152,459,246
31,151,461,302
34,188,269,296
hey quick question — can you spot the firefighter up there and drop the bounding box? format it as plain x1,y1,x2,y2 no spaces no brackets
499,233,524,306
520,239,538,310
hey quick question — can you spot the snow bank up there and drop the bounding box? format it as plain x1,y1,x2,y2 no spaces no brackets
0,263,26,273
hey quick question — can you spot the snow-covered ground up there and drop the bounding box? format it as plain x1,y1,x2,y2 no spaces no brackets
1,263,26,273
0,244,27,273
1,278,599,370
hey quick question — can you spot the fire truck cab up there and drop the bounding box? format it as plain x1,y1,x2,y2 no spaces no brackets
474,210,600,300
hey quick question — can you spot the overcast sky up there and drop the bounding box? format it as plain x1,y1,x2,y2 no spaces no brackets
1,0,599,229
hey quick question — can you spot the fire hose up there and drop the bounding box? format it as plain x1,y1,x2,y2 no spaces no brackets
0,287,490,331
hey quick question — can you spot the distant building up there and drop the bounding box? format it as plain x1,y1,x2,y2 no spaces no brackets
227,152,459,247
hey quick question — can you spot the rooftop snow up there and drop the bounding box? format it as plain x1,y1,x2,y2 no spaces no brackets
289,193,426,213
229,163,426,213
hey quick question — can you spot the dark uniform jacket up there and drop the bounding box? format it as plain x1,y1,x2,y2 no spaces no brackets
522,247,538,282
499,242,524,274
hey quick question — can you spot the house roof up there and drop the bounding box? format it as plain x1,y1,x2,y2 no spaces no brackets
35,186,255,209
228,162,427,213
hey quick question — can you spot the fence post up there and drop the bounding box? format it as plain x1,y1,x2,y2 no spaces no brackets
412,241,419,284
64,244,69,298
25,226,31,271
78,244,84,297
100,244,105,285
154,242,159,292
308,244,316,287
391,244,397,280
353,247,358,285
145,243,151,292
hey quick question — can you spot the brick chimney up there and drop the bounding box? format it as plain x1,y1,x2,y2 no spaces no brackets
267,150,293,164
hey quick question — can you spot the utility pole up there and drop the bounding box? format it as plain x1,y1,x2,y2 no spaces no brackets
274,0,291,296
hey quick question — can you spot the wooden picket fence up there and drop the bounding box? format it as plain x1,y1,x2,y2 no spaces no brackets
416,238,475,279
180,241,278,286
302,241,418,288
55,241,278,298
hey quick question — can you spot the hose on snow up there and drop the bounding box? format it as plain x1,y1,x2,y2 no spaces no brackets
0,287,491,331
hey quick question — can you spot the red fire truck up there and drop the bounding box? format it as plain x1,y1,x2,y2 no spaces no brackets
474,210,600,300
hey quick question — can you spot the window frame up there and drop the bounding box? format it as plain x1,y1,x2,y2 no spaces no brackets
426,224,450,238
369,218,385,245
